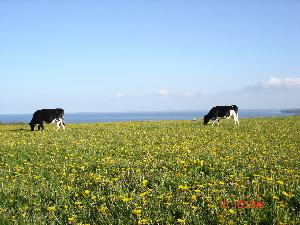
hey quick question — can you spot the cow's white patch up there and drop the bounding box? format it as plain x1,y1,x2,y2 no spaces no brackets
212,110,239,125
54,118,64,130
46,118,65,130
229,110,239,125
51,118,58,123
56,119,61,130
212,119,220,125
227,110,239,125
60,119,65,130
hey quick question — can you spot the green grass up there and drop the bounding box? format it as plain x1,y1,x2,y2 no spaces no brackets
0,117,299,224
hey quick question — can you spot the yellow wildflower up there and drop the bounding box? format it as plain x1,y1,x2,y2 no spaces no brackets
68,216,76,223
177,218,186,223
142,180,148,187
122,197,133,202
47,206,56,212
273,195,280,200
132,209,142,216
282,191,291,197
277,180,284,185
138,219,149,225
191,195,197,201
192,206,198,211
178,185,189,191
98,204,108,214
229,209,236,214
139,191,148,197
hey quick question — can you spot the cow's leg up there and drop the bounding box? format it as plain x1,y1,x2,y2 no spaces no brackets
56,119,61,130
229,110,239,125
235,114,239,125
225,116,235,125
233,112,239,125
212,119,219,126
56,118,65,130
60,119,65,130
37,123,44,130
56,122,60,130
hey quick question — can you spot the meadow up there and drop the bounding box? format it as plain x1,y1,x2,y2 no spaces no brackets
0,117,299,224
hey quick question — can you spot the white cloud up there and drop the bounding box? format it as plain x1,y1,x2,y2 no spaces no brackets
158,88,171,96
262,77,300,89
182,90,216,97
110,77,300,111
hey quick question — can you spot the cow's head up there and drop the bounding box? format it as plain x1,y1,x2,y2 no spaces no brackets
29,122,35,131
203,114,210,125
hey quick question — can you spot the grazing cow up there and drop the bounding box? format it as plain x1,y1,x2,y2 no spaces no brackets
204,105,239,125
29,108,65,131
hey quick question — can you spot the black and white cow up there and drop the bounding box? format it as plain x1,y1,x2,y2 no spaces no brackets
29,108,65,131
203,105,239,125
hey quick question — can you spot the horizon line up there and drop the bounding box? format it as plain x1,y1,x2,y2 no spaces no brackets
0,108,294,115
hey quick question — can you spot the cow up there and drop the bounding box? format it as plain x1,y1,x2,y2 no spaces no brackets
29,108,66,131
203,105,239,125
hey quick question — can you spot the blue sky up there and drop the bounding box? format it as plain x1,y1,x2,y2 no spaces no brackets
0,1,300,113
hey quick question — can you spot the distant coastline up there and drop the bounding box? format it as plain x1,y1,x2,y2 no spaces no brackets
281,109,300,114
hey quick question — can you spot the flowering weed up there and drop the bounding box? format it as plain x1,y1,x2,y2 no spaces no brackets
0,117,299,224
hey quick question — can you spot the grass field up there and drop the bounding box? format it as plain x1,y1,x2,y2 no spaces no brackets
0,117,299,224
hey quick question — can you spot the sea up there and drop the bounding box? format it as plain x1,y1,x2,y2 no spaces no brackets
0,109,291,124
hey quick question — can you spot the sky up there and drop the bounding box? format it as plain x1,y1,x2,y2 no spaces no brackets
0,0,300,114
